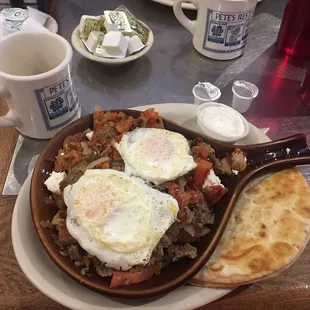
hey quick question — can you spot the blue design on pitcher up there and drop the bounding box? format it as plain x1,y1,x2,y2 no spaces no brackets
202,8,255,54
225,24,242,46
211,25,224,37
208,21,225,44
50,97,64,112
34,74,80,131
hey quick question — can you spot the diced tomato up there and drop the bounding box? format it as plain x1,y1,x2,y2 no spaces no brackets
83,256,91,266
61,150,81,168
141,109,159,120
115,116,133,134
192,146,209,160
147,119,156,126
92,123,103,138
114,134,123,143
110,267,156,288
187,190,204,204
193,159,213,187
89,123,103,146
168,183,191,208
109,112,118,121
101,162,110,169
207,185,228,205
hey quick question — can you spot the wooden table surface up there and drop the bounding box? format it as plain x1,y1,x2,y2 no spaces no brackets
1,99,310,309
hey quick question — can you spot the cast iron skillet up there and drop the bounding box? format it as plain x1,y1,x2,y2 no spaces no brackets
30,109,310,299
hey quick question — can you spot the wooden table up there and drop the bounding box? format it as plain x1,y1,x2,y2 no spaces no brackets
1,97,310,309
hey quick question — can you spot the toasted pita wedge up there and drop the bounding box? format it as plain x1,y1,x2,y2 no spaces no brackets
191,168,310,287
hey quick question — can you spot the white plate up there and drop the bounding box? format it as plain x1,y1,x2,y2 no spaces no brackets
12,103,270,310
71,20,154,66
45,15,58,34
151,0,263,10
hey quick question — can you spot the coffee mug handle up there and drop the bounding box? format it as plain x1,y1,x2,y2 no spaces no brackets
0,86,19,127
173,0,198,34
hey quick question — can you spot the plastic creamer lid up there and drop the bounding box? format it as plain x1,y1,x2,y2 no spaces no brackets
1,8,28,22
193,82,221,102
232,80,258,99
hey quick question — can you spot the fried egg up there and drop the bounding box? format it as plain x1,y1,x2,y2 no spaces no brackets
64,169,179,271
115,128,197,184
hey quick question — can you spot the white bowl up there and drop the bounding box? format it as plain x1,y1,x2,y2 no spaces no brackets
71,20,154,66
197,102,249,143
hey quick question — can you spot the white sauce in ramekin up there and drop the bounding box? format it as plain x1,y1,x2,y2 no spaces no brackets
200,105,246,137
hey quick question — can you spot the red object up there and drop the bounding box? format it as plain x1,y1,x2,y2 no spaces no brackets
300,69,310,106
203,185,228,206
276,0,310,57
193,160,213,187
192,145,209,160
110,267,158,288
168,183,191,208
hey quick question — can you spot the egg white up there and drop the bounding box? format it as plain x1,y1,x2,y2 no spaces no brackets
64,169,179,271
115,128,197,185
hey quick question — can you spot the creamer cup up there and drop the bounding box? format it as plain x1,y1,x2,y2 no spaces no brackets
192,82,221,105
232,80,258,113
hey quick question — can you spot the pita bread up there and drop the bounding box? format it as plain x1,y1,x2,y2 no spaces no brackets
191,168,310,287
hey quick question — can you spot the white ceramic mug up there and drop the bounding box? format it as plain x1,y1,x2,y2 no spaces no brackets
0,31,80,139
173,0,258,60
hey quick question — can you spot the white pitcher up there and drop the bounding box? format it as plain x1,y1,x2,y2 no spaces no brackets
173,0,258,60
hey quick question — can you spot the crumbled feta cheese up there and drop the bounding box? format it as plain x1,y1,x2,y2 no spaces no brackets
203,169,224,188
244,156,247,162
232,169,239,175
86,131,93,140
60,152,64,156
44,171,66,195
286,148,290,155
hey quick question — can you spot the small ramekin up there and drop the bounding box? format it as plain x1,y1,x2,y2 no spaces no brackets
197,102,249,143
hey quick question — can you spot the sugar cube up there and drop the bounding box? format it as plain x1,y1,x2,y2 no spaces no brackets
127,35,145,55
102,31,128,56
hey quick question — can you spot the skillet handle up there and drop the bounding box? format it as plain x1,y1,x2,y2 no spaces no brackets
242,134,310,167
247,156,310,179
